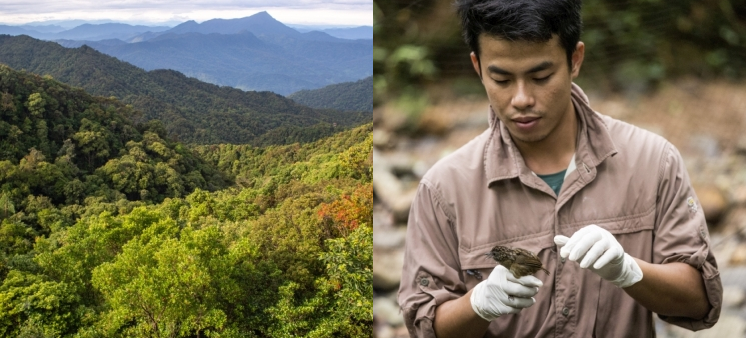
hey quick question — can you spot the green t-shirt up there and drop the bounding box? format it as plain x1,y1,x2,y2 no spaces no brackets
537,169,567,196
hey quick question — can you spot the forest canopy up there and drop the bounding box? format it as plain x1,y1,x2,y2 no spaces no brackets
0,63,373,337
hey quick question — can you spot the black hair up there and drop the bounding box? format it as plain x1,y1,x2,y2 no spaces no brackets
456,0,582,69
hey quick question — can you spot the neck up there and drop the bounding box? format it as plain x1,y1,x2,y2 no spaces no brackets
513,99,578,175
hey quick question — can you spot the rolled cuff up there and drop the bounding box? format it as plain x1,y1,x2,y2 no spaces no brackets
401,273,462,338
657,256,722,330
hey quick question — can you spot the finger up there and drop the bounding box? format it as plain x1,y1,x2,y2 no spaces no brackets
560,226,591,258
508,296,536,309
569,231,602,262
579,238,609,269
593,246,623,269
507,274,543,288
502,281,541,298
559,232,581,258
554,235,570,246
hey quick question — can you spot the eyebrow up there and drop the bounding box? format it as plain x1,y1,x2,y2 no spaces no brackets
487,61,554,75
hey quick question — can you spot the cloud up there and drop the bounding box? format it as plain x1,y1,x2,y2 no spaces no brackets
0,0,372,25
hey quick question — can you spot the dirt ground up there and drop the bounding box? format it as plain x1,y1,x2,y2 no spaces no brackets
373,78,746,338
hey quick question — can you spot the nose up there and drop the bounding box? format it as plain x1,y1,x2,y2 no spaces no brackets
511,82,535,110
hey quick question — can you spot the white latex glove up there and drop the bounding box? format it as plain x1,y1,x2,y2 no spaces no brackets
554,224,643,288
470,265,543,322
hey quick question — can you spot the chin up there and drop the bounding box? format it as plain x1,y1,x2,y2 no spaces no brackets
513,132,550,144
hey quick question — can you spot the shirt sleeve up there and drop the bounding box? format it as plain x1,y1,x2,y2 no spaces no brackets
653,143,722,330
397,179,466,337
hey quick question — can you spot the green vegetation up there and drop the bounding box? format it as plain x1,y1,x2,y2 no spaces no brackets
0,62,373,336
0,35,370,145
374,0,746,98
288,76,373,113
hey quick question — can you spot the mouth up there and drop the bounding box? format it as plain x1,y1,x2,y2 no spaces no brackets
512,116,540,130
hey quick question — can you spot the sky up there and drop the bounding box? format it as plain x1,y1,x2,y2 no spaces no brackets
0,0,372,27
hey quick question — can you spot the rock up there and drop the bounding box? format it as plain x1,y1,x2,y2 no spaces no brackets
416,110,451,136
736,135,746,156
694,184,729,224
373,297,404,326
729,244,746,265
723,286,746,309
662,314,746,338
373,225,407,250
373,129,394,149
731,185,746,205
373,153,418,222
373,247,404,291
374,324,395,338
373,203,395,229
393,325,410,337
690,134,721,159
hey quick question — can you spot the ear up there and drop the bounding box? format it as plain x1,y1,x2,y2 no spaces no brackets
470,52,482,80
570,41,585,79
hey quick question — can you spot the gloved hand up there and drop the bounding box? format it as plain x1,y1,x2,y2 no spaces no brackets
554,224,643,288
470,265,543,322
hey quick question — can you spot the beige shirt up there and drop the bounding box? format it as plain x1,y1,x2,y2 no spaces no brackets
398,84,722,338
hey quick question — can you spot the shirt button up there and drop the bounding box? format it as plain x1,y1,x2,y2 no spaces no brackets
420,278,429,286
562,307,570,316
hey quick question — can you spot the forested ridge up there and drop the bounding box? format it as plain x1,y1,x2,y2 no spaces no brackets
0,34,371,145
0,61,372,336
288,76,373,113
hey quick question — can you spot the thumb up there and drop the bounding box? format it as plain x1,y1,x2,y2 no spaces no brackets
554,235,570,246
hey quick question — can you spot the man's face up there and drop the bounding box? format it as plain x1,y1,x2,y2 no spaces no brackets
471,34,584,145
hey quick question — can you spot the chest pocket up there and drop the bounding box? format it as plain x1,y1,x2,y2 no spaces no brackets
458,237,555,290
558,206,656,260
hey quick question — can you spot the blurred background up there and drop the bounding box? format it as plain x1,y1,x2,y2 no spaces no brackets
372,0,746,337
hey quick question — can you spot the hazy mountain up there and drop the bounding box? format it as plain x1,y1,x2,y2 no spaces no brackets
0,25,39,36
0,22,170,41
53,23,170,41
168,11,300,38
4,12,372,94
293,26,373,40
0,35,370,145
135,11,343,43
55,38,127,48
289,76,373,112
18,24,66,33
80,16,372,95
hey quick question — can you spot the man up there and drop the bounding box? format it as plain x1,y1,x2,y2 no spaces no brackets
397,0,723,337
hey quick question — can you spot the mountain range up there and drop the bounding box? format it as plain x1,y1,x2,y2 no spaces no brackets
44,12,372,94
1,18,372,41
0,34,370,145
0,23,171,41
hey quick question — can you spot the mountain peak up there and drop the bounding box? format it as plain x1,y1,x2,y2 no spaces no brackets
164,12,299,37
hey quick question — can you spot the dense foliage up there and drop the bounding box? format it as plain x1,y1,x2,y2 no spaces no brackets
288,76,373,113
0,35,370,145
0,63,373,336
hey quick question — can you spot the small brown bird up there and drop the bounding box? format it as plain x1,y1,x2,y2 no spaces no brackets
485,246,550,278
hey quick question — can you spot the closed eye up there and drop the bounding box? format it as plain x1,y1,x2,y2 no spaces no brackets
534,74,552,83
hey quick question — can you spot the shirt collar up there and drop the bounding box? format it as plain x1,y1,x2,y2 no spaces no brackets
484,83,618,187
